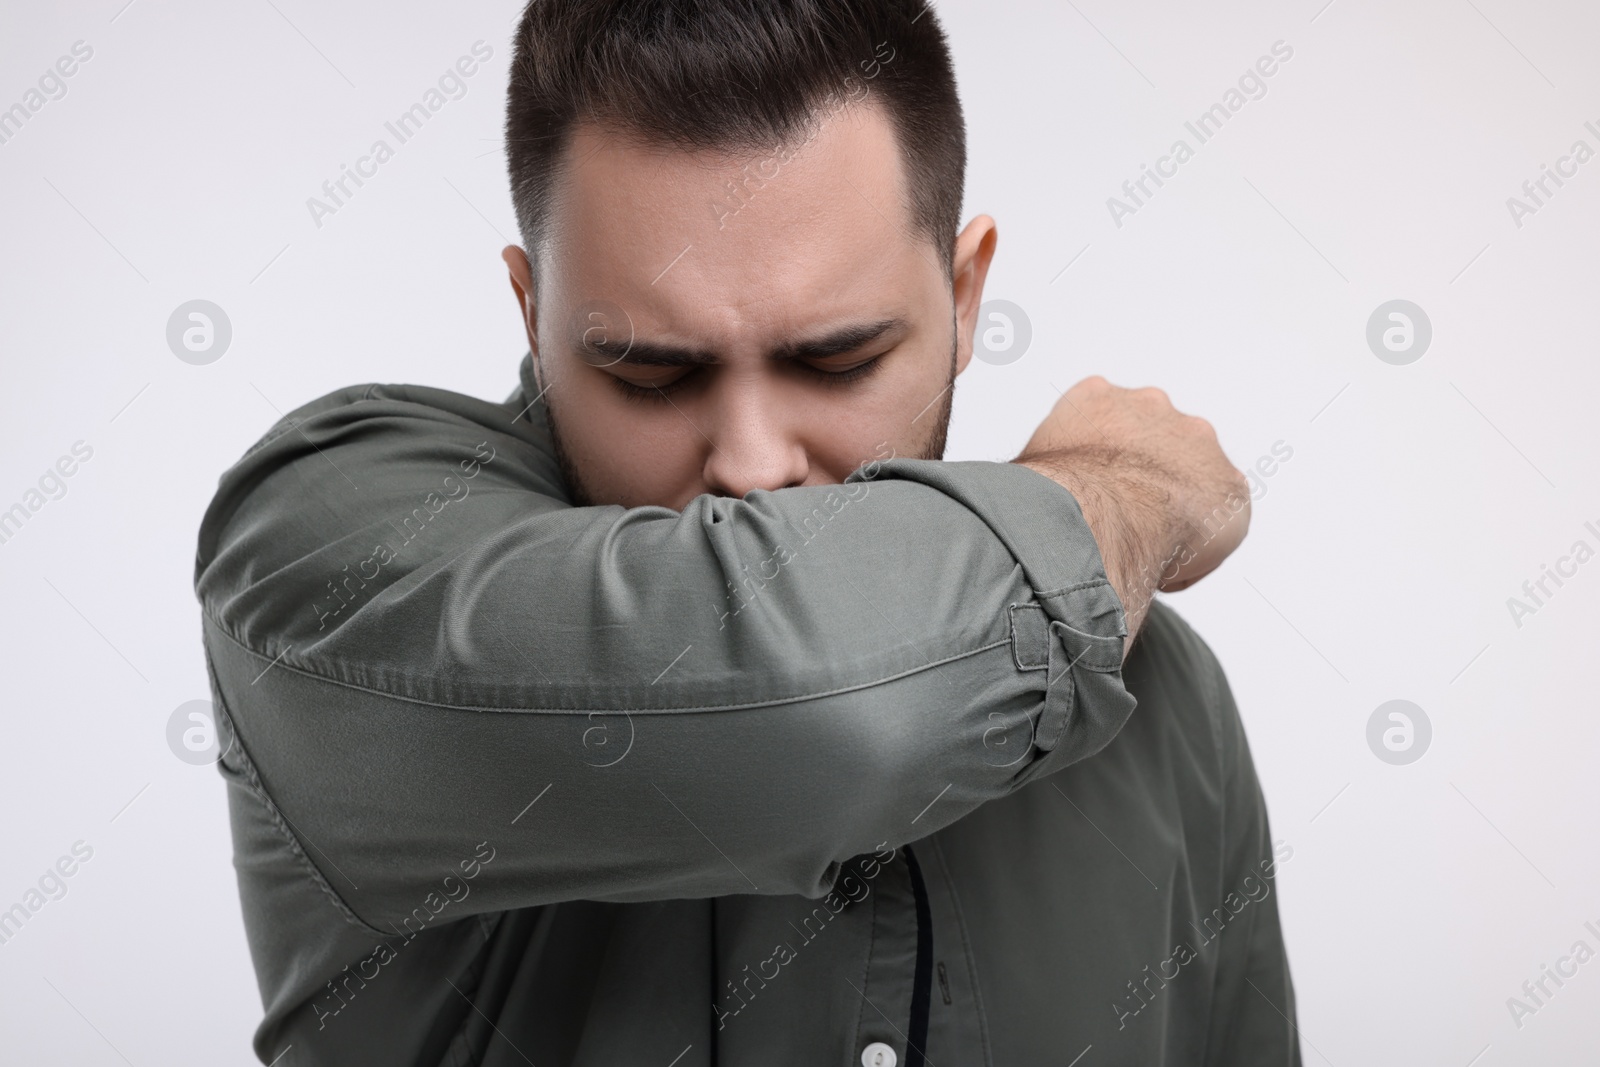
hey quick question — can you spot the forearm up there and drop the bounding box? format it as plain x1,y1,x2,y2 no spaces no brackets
196,382,1138,921
1012,378,1254,657
1014,445,1177,655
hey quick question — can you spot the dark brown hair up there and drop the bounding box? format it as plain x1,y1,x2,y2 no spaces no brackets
505,0,966,291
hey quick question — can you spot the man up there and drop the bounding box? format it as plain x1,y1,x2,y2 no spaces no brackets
193,1,1300,1064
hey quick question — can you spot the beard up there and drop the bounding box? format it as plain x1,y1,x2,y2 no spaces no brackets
910,333,959,462
543,390,600,508
540,332,957,508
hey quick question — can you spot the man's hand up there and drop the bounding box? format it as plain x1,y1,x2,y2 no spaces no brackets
1014,377,1252,653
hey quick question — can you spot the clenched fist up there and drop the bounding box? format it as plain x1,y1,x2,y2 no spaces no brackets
1014,377,1253,651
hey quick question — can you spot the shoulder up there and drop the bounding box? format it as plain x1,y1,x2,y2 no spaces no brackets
1119,597,1237,778
1125,599,1228,709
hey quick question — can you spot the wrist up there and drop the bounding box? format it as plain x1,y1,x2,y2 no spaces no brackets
1013,446,1177,643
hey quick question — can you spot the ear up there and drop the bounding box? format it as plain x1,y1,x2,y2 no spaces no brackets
950,215,998,377
501,245,543,389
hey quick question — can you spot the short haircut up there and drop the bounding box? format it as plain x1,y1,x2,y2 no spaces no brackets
505,0,967,293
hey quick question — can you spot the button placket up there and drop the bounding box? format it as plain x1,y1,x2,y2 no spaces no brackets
848,851,919,1067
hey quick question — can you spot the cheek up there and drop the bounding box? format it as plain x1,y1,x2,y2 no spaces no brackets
807,359,946,475
873,348,952,432
565,387,705,504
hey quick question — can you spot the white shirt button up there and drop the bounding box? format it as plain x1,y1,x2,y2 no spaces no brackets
860,1042,898,1067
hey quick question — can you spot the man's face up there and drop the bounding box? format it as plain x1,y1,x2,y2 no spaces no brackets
503,100,998,511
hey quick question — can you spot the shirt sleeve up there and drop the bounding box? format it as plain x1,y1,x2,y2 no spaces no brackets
193,377,1137,937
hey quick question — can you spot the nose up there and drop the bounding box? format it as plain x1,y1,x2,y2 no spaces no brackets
699,379,811,499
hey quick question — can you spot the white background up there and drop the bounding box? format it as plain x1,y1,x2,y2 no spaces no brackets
1,0,1596,1063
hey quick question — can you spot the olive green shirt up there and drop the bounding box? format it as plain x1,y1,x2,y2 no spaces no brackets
193,354,1300,1066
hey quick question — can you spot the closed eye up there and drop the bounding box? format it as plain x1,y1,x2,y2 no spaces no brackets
610,353,889,404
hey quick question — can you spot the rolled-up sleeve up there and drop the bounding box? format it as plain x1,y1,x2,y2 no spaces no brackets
193,380,1138,934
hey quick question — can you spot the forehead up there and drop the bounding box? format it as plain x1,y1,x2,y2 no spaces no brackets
538,102,936,346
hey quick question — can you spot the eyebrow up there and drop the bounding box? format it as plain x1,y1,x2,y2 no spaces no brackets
577,317,909,367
